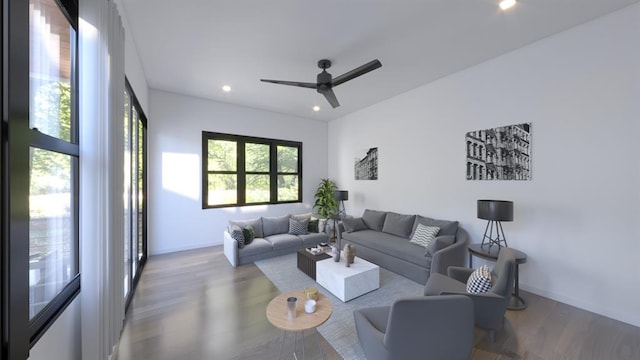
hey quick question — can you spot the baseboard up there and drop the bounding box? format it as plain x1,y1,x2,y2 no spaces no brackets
150,241,219,256
520,282,640,328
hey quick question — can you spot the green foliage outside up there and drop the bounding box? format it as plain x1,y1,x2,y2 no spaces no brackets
208,141,299,205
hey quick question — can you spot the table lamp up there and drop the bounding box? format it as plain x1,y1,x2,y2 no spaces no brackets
477,199,513,249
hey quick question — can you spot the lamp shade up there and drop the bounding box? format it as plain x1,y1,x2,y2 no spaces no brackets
477,200,513,221
334,190,349,201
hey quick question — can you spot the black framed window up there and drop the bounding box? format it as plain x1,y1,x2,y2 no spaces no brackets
202,132,302,208
123,79,147,309
3,0,80,357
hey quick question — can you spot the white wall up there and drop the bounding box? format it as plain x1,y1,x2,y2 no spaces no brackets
329,4,640,327
29,298,81,360
149,90,329,254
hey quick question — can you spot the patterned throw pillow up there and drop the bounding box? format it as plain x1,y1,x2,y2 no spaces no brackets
466,265,493,294
409,223,440,248
289,218,308,235
230,225,245,249
242,225,255,245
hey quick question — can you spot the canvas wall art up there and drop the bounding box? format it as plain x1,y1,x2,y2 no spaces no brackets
355,147,378,180
465,123,531,180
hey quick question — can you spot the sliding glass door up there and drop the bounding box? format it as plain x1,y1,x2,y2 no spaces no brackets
123,80,147,307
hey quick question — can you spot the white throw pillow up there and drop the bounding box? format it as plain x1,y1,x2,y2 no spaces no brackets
466,265,493,294
409,223,440,248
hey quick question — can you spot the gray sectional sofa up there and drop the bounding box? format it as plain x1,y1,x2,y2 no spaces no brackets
223,213,329,267
338,209,468,284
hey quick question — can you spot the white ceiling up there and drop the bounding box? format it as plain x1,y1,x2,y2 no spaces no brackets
120,0,639,121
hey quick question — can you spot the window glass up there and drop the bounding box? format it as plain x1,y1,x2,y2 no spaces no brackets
29,0,75,142
208,140,236,171
277,145,298,173
246,143,269,172
278,175,299,202
246,175,270,203
28,148,75,318
207,174,237,205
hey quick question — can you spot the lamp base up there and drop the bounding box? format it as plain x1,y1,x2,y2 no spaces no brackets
480,220,508,249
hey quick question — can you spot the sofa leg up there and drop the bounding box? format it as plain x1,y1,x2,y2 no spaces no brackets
488,329,496,342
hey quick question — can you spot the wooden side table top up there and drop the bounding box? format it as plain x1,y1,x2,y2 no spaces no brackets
468,243,527,264
266,290,332,332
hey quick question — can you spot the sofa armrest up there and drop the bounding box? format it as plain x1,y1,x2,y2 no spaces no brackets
223,231,239,267
447,266,474,283
430,228,468,275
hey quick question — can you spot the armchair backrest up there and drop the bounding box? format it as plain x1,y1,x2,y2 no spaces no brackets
490,247,516,298
384,295,474,360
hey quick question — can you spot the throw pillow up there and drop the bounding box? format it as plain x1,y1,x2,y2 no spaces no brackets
362,209,387,231
229,217,263,238
411,215,459,237
466,265,493,294
242,225,255,246
409,223,440,248
426,235,456,256
342,217,368,233
382,212,417,238
230,225,245,249
292,212,313,222
308,219,319,233
288,218,309,235
262,214,291,237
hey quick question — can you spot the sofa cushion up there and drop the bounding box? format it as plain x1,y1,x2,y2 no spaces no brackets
298,232,327,247
409,223,440,248
289,218,308,235
292,212,313,222
265,233,302,250
230,225,245,249
238,238,273,257
342,217,368,233
412,215,459,237
342,230,431,268
362,209,387,231
262,215,291,237
426,235,456,256
242,225,255,245
466,265,493,294
382,212,417,238
229,217,263,238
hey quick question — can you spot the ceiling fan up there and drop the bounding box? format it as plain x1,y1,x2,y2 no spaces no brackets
260,59,382,108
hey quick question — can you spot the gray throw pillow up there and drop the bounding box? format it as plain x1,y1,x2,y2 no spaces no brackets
412,215,459,237
426,235,456,256
229,217,263,238
382,212,416,238
262,214,291,237
291,212,313,222
362,209,387,231
342,217,368,233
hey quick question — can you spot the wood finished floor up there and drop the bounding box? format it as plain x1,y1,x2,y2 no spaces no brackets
115,246,640,360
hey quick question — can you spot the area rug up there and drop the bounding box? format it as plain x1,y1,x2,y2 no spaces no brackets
255,253,423,360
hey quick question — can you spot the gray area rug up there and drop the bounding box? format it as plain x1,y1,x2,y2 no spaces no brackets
255,253,423,360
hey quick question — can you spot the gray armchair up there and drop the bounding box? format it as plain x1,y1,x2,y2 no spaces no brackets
354,295,474,360
424,247,516,342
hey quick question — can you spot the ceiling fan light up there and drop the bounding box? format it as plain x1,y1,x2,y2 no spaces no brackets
499,0,516,10
313,106,320,112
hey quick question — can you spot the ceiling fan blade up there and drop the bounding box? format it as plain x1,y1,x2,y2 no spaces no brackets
260,79,316,89
322,88,340,108
332,59,382,87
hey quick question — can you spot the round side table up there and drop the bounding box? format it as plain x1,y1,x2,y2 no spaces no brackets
468,243,527,310
266,289,332,359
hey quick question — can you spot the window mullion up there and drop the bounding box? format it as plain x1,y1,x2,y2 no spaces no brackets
237,141,246,205
270,143,277,203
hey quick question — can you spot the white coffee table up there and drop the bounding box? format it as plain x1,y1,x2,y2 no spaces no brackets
316,257,380,302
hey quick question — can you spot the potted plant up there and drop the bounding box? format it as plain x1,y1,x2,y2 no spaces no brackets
313,178,338,233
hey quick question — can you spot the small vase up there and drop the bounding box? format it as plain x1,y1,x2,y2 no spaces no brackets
331,245,340,262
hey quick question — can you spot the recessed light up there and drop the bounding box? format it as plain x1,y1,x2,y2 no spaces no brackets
313,106,320,112
222,85,231,92
499,0,516,10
